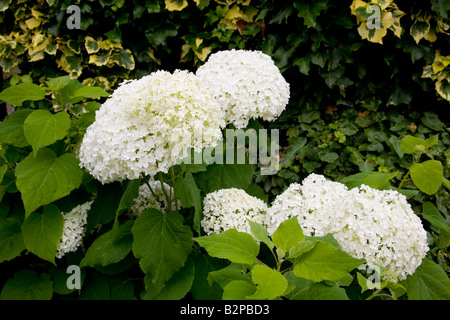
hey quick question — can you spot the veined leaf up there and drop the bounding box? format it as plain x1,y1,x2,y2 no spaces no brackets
0,217,25,263
0,109,33,147
247,265,287,300
23,110,71,156
21,205,64,265
132,209,193,291
0,270,53,300
0,83,47,106
15,149,83,218
410,160,443,195
194,229,259,265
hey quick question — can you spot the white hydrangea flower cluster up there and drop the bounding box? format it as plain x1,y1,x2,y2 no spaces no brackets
128,180,179,218
201,188,269,235
196,49,290,129
266,173,429,281
78,70,225,184
56,201,92,259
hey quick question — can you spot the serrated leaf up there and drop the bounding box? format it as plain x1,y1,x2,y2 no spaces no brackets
0,83,47,106
401,258,450,300
21,205,64,265
272,217,304,253
194,229,259,265
247,265,287,300
0,109,33,147
222,280,256,300
15,149,83,217
248,220,274,250
0,217,25,263
80,220,133,268
410,160,443,195
131,209,193,291
23,110,71,156
400,135,427,154
0,270,53,300
293,241,364,282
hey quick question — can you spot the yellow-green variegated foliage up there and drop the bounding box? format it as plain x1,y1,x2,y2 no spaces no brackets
423,51,450,101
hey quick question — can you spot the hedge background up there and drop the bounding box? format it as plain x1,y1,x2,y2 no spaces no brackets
0,0,449,299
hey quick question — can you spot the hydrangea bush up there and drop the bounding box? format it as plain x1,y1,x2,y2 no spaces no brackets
0,31,449,301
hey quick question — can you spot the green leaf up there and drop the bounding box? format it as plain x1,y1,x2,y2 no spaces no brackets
207,263,251,289
0,270,53,300
422,202,450,232
247,265,288,300
431,0,449,19
73,86,110,99
145,258,195,300
293,0,328,28
0,109,33,147
175,172,202,233
401,258,450,300
80,220,134,268
15,149,83,218
21,205,64,265
115,179,140,223
23,110,71,156
248,220,274,250
400,135,427,154
0,217,25,263
293,241,364,282
410,160,443,195
131,209,193,291
0,83,47,106
272,217,304,253
222,280,256,300
196,163,253,193
194,229,260,265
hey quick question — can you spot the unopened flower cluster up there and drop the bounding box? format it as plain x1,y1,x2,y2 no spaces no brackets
201,188,269,235
266,173,429,281
56,201,92,259
196,49,290,129
128,180,179,218
78,70,225,184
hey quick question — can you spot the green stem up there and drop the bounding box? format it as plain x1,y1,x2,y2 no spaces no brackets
170,166,179,212
397,154,421,191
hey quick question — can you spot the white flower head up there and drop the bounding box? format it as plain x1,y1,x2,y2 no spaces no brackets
128,180,179,218
201,188,269,236
266,173,429,281
56,201,92,259
78,70,225,184
196,49,290,129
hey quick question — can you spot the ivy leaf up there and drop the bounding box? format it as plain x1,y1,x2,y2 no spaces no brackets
401,258,450,300
293,0,328,28
0,217,25,263
23,110,71,156
110,49,135,70
131,209,193,291
0,270,53,300
21,205,64,265
431,0,450,19
410,160,443,195
293,241,364,282
194,229,259,265
15,149,83,218
80,220,134,268
0,83,47,106
247,265,288,300
165,0,188,11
